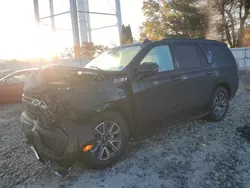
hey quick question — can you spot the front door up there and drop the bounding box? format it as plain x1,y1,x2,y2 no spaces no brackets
131,44,183,134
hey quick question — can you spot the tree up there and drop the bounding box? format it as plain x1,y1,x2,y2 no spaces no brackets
60,42,108,60
212,0,250,47
166,0,209,38
140,0,167,40
140,0,209,41
121,24,133,44
243,25,250,46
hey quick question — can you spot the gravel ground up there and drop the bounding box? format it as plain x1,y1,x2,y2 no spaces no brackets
1,80,250,188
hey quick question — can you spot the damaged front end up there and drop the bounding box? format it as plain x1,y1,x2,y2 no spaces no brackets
20,65,120,164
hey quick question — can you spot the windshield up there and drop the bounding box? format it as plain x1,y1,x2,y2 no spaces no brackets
85,45,141,71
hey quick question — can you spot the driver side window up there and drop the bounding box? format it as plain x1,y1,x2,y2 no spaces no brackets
140,45,174,72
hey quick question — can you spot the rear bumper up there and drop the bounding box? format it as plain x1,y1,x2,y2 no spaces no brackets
20,112,95,164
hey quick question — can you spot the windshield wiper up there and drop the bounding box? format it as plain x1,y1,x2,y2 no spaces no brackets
90,66,103,71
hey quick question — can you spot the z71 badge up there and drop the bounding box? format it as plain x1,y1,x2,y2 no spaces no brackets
114,77,128,83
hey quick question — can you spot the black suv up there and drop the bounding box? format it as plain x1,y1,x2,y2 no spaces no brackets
21,39,239,169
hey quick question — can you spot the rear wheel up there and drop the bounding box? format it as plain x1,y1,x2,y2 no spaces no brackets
82,112,129,169
208,86,229,121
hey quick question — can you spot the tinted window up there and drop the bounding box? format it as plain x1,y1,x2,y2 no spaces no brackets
140,45,174,72
202,44,234,66
171,44,201,69
196,46,208,66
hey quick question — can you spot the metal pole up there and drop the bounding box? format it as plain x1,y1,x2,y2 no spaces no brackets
33,0,40,25
69,0,81,59
49,0,56,31
77,10,116,16
40,11,70,20
92,25,117,31
115,0,122,45
77,0,88,44
85,0,92,42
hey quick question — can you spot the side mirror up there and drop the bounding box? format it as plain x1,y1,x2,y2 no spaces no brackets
139,62,159,73
137,62,159,80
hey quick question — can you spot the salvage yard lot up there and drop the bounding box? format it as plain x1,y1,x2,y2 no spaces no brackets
1,81,250,188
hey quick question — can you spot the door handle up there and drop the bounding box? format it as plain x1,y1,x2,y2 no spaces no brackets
205,72,212,76
171,76,181,82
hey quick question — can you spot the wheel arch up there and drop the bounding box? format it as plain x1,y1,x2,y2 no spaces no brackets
88,101,134,137
207,82,230,121
214,82,231,98
104,107,134,137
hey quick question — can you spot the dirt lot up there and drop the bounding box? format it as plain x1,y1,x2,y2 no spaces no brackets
1,80,250,188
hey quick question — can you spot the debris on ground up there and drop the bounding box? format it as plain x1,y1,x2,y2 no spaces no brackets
237,125,250,141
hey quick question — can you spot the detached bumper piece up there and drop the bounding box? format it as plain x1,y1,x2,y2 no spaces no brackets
30,145,46,164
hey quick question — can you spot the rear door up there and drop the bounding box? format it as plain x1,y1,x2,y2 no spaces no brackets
170,43,215,114
201,43,238,97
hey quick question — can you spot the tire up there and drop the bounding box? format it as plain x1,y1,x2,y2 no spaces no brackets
81,111,129,169
207,86,229,121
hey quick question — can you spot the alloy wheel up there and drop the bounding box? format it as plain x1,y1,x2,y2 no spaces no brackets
91,121,122,161
212,92,228,117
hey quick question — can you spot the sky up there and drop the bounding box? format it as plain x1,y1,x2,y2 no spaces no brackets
0,0,144,60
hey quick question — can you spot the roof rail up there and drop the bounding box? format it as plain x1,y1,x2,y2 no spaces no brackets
160,38,222,43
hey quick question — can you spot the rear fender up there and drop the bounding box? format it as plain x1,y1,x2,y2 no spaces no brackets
212,79,232,96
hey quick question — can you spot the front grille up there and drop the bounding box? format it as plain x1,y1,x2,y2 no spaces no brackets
23,93,40,120
24,104,38,120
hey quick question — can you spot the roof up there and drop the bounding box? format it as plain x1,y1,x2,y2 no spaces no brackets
160,38,224,44
115,38,224,49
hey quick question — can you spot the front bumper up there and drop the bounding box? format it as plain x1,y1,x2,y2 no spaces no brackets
20,111,95,164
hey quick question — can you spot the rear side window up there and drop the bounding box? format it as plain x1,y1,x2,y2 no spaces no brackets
170,44,201,69
202,44,234,66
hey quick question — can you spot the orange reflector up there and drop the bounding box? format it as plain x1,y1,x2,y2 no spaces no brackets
83,145,94,152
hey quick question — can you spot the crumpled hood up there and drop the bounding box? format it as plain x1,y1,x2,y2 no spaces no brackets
23,65,129,120
24,65,102,94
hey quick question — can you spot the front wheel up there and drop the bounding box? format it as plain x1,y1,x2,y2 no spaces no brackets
82,112,129,169
207,86,229,121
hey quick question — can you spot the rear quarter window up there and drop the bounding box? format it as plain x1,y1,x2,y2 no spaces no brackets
201,44,235,66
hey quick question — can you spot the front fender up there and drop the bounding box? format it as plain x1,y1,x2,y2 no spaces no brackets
66,79,132,121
